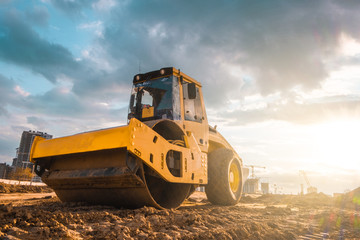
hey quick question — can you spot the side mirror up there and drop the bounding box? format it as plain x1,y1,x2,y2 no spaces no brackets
188,83,196,99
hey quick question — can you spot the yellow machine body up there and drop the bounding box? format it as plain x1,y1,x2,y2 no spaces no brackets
30,67,248,209
31,118,207,184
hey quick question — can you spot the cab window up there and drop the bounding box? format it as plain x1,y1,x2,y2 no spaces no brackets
183,83,203,123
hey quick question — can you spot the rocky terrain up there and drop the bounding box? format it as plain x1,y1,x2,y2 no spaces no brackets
0,185,359,239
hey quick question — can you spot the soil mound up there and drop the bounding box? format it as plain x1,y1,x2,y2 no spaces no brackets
335,186,360,209
240,193,333,208
349,187,360,198
0,182,53,194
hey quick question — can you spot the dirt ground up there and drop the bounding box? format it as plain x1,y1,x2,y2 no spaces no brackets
0,183,53,194
0,184,359,240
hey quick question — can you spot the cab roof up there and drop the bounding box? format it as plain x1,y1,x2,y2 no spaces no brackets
133,67,202,87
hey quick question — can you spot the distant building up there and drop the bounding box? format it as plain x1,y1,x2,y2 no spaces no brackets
243,178,260,194
12,152,18,167
12,130,52,169
261,182,270,194
0,163,12,179
307,186,317,194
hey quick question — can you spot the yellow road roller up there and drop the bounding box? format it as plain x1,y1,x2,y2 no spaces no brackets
30,67,249,209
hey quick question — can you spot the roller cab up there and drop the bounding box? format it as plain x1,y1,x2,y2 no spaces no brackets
31,67,247,209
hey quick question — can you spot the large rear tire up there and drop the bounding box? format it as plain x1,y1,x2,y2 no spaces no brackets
205,148,243,205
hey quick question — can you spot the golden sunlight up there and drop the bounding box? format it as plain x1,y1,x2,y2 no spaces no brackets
311,119,360,171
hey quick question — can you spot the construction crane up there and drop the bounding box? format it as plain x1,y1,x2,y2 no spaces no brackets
245,165,266,178
299,170,317,194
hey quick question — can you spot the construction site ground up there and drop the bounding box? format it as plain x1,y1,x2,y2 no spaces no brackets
0,183,359,240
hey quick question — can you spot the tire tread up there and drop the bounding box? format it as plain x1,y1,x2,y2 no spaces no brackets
205,148,242,205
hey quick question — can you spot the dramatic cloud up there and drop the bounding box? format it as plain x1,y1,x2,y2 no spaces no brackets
0,74,16,116
90,0,360,110
223,95,360,125
0,8,131,102
25,5,49,27
2,1,360,120
49,0,97,17
0,10,79,82
0,1,360,194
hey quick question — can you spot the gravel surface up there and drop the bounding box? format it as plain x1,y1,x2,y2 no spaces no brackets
0,190,359,239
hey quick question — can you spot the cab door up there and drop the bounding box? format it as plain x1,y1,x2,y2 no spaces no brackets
182,81,209,152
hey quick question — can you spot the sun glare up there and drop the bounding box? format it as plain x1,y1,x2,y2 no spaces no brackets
339,33,360,56
311,119,360,171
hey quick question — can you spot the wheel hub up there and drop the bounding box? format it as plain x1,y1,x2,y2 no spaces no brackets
229,160,240,193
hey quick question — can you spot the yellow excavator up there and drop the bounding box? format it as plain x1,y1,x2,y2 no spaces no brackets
30,67,249,209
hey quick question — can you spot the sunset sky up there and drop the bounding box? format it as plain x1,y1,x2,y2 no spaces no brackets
0,0,359,194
